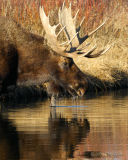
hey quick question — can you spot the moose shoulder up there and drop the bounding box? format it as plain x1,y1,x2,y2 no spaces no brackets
0,3,111,101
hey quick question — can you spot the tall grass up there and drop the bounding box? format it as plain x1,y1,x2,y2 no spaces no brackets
0,0,125,33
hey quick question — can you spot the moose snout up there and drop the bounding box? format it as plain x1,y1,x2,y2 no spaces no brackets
76,88,85,97
68,83,86,97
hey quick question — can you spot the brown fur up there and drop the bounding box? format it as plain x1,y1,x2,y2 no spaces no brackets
0,16,87,97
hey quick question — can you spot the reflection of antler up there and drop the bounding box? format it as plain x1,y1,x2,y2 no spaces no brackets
40,2,111,59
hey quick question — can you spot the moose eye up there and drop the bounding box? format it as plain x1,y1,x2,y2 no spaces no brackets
63,62,69,68
63,62,68,66
59,61,69,70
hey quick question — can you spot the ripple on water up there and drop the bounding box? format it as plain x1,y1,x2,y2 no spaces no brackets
0,90,128,159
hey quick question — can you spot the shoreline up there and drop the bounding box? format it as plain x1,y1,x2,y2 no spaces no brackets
1,75,128,103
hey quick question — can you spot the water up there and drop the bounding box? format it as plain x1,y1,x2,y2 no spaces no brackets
1,89,128,160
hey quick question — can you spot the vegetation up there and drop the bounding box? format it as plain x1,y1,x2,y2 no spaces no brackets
0,0,128,94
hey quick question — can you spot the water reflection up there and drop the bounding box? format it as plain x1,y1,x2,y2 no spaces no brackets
19,114,90,160
1,90,128,159
0,114,19,160
0,104,90,160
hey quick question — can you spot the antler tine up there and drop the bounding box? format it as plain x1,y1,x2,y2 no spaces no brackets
85,44,112,58
62,0,65,10
40,6,56,36
40,6,62,38
77,43,112,58
73,9,79,25
88,19,107,36
56,23,61,28
56,25,66,37
69,2,72,14
76,19,107,49
40,6,69,57
65,32,79,49
60,40,68,46
80,17,85,27
66,44,112,59
77,42,91,51
78,45,97,58
65,16,85,49
58,2,79,48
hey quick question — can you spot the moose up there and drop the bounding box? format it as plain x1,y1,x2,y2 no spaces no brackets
0,2,111,104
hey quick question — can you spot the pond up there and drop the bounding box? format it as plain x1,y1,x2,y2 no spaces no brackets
0,89,128,160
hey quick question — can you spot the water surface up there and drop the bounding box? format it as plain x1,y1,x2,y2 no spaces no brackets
1,89,128,159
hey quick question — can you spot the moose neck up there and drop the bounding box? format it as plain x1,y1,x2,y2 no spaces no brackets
16,38,56,86
0,17,62,87
7,22,55,86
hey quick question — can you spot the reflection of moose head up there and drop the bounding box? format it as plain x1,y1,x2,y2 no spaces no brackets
18,114,90,160
0,102,90,160
0,114,19,160
48,115,90,158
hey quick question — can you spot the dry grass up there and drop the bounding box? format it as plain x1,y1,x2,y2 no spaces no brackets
76,4,128,91
0,0,128,93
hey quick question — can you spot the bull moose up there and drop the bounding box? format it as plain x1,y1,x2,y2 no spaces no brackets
0,2,111,104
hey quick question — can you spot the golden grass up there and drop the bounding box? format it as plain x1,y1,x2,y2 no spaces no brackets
0,0,128,92
76,5,128,91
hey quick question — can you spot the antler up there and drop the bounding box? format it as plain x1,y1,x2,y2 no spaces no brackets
40,2,111,59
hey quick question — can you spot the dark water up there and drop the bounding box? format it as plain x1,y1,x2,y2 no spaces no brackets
1,89,128,160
